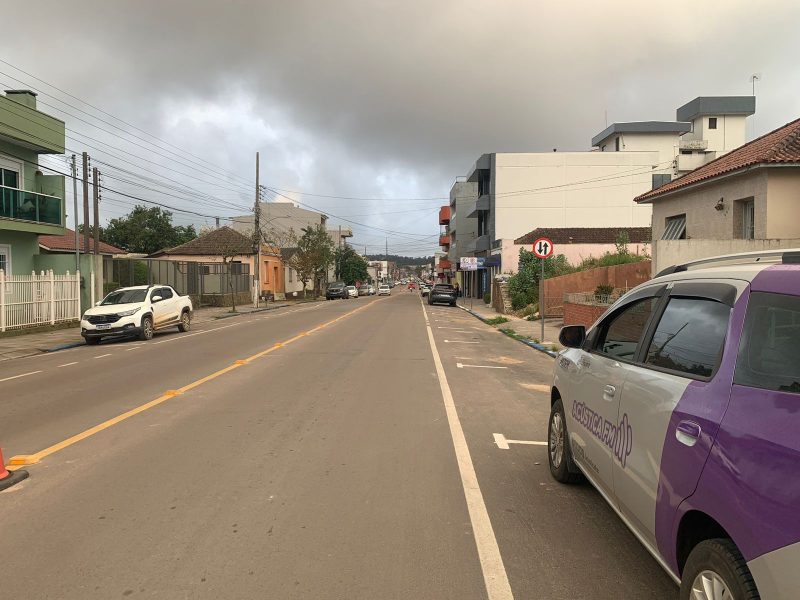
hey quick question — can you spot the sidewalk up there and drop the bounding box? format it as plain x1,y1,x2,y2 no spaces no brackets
456,298,563,349
0,300,316,363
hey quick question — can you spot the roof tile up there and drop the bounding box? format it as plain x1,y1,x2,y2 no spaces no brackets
514,227,651,245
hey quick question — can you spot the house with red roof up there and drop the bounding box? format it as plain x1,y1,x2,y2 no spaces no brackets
635,117,800,275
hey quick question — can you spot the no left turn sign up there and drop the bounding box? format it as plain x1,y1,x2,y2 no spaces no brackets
532,237,554,259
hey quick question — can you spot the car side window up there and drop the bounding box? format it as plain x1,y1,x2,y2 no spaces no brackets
160,287,173,300
644,297,730,378
735,292,800,394
596,298,658,361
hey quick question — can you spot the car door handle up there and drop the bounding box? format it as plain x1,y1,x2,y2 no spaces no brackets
603,385,616,397
675,420,701,447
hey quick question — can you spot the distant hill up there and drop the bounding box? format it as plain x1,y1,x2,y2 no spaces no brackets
365,254,433,266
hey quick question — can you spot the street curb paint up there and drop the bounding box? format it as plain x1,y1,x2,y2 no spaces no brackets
456,305,558,358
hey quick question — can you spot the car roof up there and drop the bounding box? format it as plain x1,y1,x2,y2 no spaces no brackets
112,285,151,291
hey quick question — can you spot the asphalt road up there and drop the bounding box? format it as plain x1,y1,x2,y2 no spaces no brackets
0,292,677,599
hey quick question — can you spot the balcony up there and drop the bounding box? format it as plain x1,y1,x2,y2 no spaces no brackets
439,234,450,248
466,194,490,218
438,258,452,270
466,235,490,253
1,185,64,228
0,94,65,154
439,205,451,225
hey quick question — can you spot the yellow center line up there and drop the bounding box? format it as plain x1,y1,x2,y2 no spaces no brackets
7,300,378,471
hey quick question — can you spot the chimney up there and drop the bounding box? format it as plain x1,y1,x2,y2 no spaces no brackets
4,90,37,109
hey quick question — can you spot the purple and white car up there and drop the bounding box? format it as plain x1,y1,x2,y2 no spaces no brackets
550,250,800,599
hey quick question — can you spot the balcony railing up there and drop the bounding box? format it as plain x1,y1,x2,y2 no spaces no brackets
439,205,451,225
439,234,450,247
0,185,63,226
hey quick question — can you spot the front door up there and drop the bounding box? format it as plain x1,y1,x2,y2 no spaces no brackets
615,285,736,549
569,296,660,500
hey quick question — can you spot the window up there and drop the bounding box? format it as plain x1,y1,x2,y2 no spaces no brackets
288,268,293,282
735,292,800,394
0,244,10,275
652,174,671,190
159,287,173,300
615,137,620,151
741,200,754,239
597,298,658,360
645,298,730,378
662,214,687,240
708,117,718,129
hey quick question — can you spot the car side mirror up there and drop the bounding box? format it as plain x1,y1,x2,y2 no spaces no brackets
559,325,586,349
151,295,163,303
95,301,102,306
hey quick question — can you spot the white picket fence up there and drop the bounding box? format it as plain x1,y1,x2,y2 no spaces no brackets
0,270,82,331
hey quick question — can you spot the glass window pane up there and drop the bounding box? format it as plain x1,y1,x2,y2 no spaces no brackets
599,298,658,360
735,292,800,394
645,298,730,377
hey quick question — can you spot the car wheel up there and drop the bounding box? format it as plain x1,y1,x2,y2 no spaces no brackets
139,316,154,341
85,337,101,346
450,301,456,307
680,539,759,600
178,310,191,332
548,398,583,483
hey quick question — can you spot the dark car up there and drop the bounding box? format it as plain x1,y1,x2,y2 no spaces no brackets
326,282,348,299
428,284,457,306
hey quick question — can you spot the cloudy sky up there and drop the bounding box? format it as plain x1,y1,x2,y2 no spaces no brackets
4,0,800,255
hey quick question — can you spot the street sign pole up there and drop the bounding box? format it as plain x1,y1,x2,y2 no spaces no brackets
540,257,545,343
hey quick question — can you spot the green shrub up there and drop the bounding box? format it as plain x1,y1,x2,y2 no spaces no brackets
483,292,491,305
519,304,534,318
485,316,509,325
103,281,121,295
594,284,614,298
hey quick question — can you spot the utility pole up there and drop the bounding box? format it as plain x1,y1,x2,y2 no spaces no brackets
92,168,100,256
82,153,90,259
215,216,220,228
338,225,342,248
253,152,261,308
70,155,79,272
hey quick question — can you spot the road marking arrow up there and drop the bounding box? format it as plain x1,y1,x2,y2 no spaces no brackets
493,433,547,450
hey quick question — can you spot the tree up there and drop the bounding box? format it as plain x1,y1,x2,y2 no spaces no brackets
103,206,197,254
508,249,573,311
335,245,369,286
200,227,252,313
286,224,334,297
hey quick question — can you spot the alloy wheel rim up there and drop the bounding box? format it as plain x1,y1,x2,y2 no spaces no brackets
690,570,734,600
550,412,564,468
145,320,153,337
182,314,190,329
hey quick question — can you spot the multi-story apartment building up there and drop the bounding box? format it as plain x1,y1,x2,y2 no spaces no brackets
0,90,66,276
454,96,755,297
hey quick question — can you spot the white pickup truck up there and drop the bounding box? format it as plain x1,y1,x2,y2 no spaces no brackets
81,285,193,345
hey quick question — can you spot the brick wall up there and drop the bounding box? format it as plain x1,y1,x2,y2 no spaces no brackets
543,261,651,316
563,302,608,328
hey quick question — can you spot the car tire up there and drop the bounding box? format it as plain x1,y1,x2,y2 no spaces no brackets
548,398,583,484
680,539,759,600
139,316,154,341
450,302,456,307
178,310,191,332
85,337,101,346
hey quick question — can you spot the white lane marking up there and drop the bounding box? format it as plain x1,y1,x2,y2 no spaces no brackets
421,300,514,600
125,346,143,351
456,363,508,369
493,433,547,450
438,327,468,331
57,362,79,368
0,370,42,383
444,340,480,344
93,354,112,359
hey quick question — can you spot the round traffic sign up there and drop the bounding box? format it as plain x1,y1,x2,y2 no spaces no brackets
532,237,554,259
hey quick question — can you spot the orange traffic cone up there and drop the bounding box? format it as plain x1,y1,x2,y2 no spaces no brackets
0,447,28,491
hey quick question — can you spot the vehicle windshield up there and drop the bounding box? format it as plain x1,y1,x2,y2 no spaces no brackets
100,289,147,305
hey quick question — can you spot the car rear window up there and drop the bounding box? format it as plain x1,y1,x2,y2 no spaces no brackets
435,285,454,290
644,297,730,378
598,298,658,360
735,292,800,394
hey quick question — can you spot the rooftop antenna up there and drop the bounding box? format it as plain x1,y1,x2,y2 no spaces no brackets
749,73,761,140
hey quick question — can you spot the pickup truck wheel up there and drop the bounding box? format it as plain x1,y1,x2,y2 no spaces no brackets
139,316,154,341
85,337,101,346
178,311,191,332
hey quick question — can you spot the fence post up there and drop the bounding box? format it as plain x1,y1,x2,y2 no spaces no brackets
75,270,81,320
49,269,55,325
0,269,5,332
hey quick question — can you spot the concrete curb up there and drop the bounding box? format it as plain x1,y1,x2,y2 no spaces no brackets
457,305,558,358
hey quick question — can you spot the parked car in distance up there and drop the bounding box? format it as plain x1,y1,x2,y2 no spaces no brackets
357,285,370,297
368,284,376,295
326,282,348,300
549,249,800,599
378,284,391,296
420,284,430,297
428,283,457,306
81,285,192,345
346,285,358,298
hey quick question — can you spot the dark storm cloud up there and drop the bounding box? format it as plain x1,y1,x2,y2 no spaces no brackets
4,0,800,252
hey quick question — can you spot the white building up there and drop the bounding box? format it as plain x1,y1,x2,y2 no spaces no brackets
457,96,755,296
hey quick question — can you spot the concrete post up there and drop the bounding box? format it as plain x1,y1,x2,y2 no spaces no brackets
49,269,55,325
